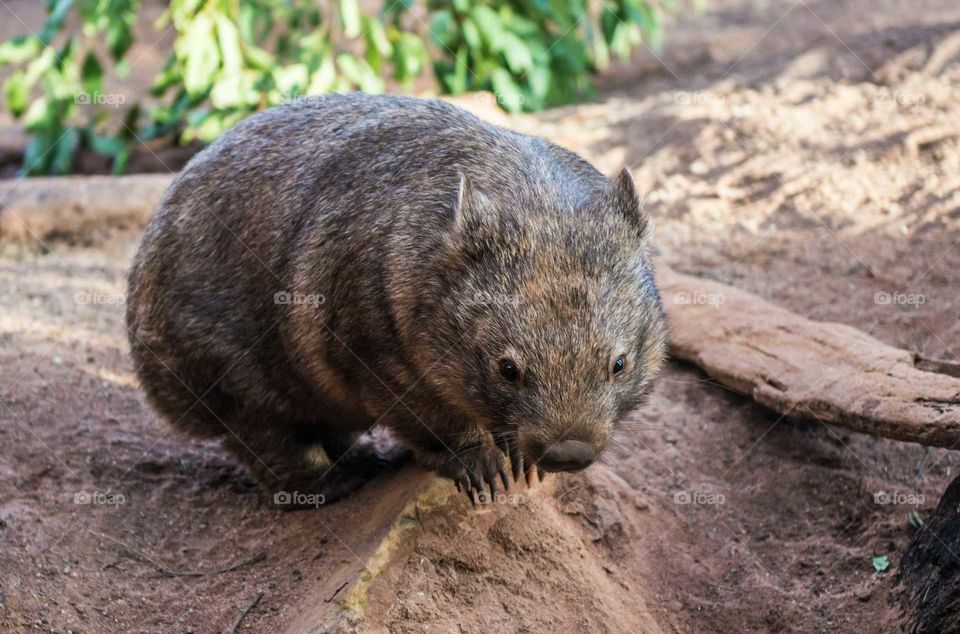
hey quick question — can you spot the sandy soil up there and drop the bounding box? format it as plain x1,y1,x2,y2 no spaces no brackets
3,0,960,631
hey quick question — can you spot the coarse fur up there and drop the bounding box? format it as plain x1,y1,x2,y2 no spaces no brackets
126,93,667,504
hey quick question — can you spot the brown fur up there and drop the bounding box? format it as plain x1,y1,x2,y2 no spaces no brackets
125,93,667,505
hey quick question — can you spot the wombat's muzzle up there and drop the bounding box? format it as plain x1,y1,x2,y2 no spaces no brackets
537,440,597,472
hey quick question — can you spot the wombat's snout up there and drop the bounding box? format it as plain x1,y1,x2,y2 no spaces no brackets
537,440,597,473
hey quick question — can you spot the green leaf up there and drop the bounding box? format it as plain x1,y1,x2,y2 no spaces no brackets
491,68,524,112
87,131,129,174
215,14,243,75
24,46,57,86
151,55,182,97
22,131,54,175
392,32,426,85
908,510,924,530
89,132,125,157
112,145,130,174
450,45,469,93
362,16,391,73
0,35,43,64
39,0,74,44
238,3,272,42
26,99,72,144
184,109,238,142
469,6,505,52
546,0,575,29
601,6,620,44
461,18,481,52
339,0,361,39
588,20,610,70
49,126,80,175
364,17,391,56
527,63,551,101
336,53,383,93
80,51,103,96
181,13,219,95
501,12,539,37
3,71,29,117
501,32,533,73
242,44,274,72
107,20,133,61
273,63,310,97
306,54,337,95
428,10,457,50
872,555,890,573
121,104,140,138
609,22,629,59
210,74,243,108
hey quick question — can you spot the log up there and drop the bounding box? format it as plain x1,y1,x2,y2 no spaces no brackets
657,265,960,448
0,173,174,243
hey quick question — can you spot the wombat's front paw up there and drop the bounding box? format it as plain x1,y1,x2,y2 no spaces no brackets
420,441,513,504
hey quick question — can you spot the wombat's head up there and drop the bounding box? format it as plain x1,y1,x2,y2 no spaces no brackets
422,167,667,473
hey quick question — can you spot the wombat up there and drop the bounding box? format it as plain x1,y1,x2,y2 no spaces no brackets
126,93,667,505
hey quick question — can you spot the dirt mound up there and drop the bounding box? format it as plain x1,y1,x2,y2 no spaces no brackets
363,469,665,633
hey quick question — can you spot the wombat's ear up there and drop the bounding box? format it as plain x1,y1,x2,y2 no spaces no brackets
451,173,493,232
612,167,651,242
453,173,472,227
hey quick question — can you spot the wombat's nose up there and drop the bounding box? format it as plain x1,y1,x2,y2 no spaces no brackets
538,440,596,472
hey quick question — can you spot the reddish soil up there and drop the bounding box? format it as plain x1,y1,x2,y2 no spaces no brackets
3,0,960,632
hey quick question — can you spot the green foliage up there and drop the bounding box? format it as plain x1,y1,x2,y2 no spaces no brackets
872,555,890,573
2,0,685,175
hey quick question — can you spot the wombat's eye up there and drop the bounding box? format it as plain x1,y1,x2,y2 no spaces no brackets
612,355,626,376
499,359,520,383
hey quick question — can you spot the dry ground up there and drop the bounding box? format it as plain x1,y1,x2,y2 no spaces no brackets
3,0,960,631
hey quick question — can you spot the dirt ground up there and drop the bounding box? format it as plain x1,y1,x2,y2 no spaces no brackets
3,0,960,631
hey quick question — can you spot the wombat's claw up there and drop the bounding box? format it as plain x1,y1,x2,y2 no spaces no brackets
453,475,476,505
457,467,503,505
498,438,523,488
434,441,512,505
525,464,541,488
466,470,489,505
498,464,511,492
